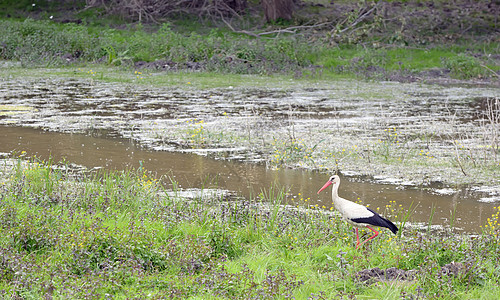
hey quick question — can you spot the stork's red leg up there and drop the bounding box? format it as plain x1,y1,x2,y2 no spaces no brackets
355,228,360,249
356,226,380,249
364,225,379,242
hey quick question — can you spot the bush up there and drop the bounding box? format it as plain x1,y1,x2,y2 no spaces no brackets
442,53,487,79
0,19,99,64
0,19,313,73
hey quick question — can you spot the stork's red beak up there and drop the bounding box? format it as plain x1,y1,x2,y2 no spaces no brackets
317,180,333,194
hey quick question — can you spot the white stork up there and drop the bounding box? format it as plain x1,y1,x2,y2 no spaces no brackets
317,175,398,249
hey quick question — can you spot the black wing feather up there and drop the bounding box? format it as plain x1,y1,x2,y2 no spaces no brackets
350,208,398,234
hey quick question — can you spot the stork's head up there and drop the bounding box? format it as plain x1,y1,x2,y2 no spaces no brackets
317,175,340,194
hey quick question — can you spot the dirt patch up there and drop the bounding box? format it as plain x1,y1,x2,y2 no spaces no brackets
355,267,417,283
134,60,203,71
355,262,467,284
296,0,499,48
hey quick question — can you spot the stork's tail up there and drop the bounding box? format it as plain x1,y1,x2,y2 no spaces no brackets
383,217,398,235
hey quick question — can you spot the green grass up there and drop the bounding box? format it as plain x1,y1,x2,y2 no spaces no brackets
317,45,499,76
3,64,354,91
0,156,499,298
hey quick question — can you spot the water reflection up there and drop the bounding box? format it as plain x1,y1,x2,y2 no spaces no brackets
0,125,495,232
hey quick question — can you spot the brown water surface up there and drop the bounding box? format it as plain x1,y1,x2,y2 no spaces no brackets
0,125,495,232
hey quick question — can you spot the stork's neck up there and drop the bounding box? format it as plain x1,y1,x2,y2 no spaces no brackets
331,182,340,202
331,181,350,209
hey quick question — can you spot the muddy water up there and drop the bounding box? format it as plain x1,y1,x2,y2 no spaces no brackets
1,78,498,188
0,125,495,232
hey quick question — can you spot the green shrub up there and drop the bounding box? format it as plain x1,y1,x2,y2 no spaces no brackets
207,228,241,259
0,19,313,72
442,53,487,79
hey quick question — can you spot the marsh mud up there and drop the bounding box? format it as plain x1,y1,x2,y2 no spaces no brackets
0,76,499,231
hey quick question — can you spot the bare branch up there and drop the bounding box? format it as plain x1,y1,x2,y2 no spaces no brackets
480,64,500,78
222,20,333,38
338,2,381,35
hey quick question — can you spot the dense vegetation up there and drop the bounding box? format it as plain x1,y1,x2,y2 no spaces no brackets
0,0,498,80
0,158,499,298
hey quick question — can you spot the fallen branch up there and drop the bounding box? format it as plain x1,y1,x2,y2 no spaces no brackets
258,22,332,36
332,1,381,37
85,0,246,23
221,18,260,38
480,64,500,78
222,20,333,38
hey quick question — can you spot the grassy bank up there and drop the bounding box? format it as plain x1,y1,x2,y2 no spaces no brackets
1,157,499,299
0,17,498,81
